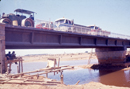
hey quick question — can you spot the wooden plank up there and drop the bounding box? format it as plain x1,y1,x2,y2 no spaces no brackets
0,78,61,85
21,60,23,73
58,58,60,67
17,65,19,73
0,81,58,85
7,78,61,84
75,80,80,85
23,66,74,78
5,58,23,64
9,63,11,73
7,65,70,77
60,74,63,84
18,61,20,73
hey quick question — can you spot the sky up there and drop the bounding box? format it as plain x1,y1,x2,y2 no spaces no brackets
0,0,130,56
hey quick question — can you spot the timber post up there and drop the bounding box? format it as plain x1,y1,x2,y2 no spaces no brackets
0,23,5,73
60,70,63,84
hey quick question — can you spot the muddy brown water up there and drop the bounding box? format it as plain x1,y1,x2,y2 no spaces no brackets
11,59,130,87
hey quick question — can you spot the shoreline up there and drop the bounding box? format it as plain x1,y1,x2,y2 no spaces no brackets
22,53,97,63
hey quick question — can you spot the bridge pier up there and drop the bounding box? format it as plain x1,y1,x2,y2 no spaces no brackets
0,23,5,73
95,47,126,64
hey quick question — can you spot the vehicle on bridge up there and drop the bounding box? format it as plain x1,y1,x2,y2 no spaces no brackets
0,9,35,27
87,25,111,37
54,18,110,37
54,18,74,32
36,20,53,30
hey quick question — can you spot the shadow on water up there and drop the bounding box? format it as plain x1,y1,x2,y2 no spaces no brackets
91,64,125,76
91,64,130,87
98,69,130,87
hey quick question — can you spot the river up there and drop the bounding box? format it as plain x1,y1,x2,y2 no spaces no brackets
10,59,130,87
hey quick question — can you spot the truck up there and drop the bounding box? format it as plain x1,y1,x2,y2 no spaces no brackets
36,20,53,30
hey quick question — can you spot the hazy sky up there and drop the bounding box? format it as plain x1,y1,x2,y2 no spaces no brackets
0,0,130,55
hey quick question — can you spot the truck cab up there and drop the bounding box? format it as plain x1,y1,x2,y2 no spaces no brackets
87,25,102,35
54,18,74,32
87,25,110,36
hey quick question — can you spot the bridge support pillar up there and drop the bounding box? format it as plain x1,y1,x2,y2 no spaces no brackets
95,47,126,64
0,23,5,73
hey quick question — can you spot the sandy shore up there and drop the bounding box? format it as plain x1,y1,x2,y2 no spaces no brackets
1,53,130,89
22,53,97,63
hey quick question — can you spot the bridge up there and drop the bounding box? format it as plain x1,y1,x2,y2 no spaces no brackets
0,23,130,73
5,25,130,49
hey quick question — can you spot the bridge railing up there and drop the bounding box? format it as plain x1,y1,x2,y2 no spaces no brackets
109,32,130,40
53,23,130,40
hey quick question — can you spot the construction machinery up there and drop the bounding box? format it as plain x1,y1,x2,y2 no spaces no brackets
0,9,35,27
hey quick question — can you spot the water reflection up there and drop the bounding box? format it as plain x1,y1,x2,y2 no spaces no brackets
124,70,130,82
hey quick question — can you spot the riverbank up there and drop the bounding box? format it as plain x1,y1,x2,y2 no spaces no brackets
1,81,130,89
22,53,96,63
